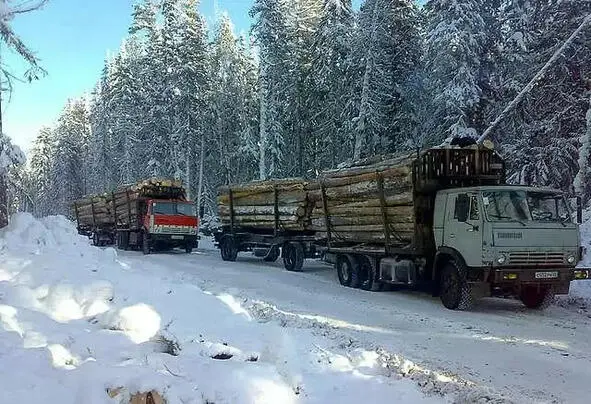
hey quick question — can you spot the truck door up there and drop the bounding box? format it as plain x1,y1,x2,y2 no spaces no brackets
444,192,483,267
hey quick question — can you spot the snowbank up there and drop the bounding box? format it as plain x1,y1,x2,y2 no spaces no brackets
0,213,439,404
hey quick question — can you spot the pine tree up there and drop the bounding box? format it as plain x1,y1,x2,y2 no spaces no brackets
499,1,591,192
28,126,56,216
50,98,91,215
0,132,25,225
349,0,422,159
251,0,292,179
423,0,490,142
307,0,354,169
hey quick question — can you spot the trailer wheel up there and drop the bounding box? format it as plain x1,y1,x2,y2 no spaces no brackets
520,286,554,309
356,255,383,292
336,254,358,287
440,260,473,310
283,242,304,272
220,236,238,262
263,246,280,262
142,232,151,255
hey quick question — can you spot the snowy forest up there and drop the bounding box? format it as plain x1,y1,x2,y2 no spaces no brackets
8,0,591,218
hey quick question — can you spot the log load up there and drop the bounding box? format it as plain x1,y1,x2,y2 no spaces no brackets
217,178,316,232
217,152,417,246
308,152,417,246
72,195,112,227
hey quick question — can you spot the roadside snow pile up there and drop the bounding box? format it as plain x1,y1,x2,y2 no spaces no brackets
0,213,441,404
566,214,591,305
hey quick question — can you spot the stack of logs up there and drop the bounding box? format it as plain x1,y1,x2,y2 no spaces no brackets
217,152,417,245
310,153,416,245
217,179,314,231
72,195,112,226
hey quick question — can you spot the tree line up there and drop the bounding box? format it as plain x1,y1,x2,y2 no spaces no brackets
12,0,591,219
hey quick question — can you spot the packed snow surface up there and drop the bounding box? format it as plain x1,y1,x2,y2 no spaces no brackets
0,214,442,404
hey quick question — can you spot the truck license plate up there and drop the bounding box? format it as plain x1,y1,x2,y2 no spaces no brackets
535,271,559,279
171,235,184,240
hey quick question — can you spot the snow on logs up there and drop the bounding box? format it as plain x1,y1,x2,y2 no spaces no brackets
217,152,416,245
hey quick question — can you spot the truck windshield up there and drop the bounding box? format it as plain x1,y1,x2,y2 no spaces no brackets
152,202,196,216
482,190,571,223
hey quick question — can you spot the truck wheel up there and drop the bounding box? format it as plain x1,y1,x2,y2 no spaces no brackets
142,232,151,255
185,244,193,254
220,237,238,262
520,286,554,309
283,242,304,272
440,261,473,310
357,255,383,292
337,254,359,287
263,246,280,262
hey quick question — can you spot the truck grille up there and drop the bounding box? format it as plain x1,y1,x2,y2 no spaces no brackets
508,252,564,265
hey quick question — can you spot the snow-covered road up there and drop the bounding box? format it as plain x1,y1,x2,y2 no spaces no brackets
122,239,591,404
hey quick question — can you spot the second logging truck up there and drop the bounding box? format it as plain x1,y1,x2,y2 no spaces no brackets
72,178,199,254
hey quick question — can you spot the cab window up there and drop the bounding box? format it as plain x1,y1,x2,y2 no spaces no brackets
469,195,479,220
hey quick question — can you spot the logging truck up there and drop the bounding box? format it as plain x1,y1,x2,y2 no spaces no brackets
215,140,590,310
72,178,199,254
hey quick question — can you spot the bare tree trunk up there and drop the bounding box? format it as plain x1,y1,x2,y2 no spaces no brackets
0,175,7,228
196,134,205,214
353,0,380,161
185,145,191,200
575,93,591,201
478,13,591,144
259,61,268,180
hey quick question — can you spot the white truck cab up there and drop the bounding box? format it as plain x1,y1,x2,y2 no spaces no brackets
433,185,585,309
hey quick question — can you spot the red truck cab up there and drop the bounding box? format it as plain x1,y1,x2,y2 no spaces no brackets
142,199,199,254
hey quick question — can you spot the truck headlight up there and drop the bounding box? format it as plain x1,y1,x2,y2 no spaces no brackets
497,254,506,265
567,255,576,264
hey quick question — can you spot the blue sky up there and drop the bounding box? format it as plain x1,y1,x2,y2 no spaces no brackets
3,0,255,153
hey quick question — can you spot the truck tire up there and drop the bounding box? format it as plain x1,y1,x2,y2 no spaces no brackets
356,255,383,292
440,261,473,310
520,286,554,309
263,246,280,262
185,244,193,254
142,232,151,255
220,236,238,262
283,242,304,272
336,254,359,287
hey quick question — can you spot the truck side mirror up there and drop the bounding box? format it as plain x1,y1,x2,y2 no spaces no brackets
455,194,470,222
199,205,205,219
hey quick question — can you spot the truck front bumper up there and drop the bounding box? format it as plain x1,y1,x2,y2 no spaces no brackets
150,234,199,247
488,267,590,294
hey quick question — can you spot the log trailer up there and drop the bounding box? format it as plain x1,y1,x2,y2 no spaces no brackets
72,179,199,254
215,141,590,310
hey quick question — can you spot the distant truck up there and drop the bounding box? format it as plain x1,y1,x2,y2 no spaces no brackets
215,141,590,310
72,178,199,254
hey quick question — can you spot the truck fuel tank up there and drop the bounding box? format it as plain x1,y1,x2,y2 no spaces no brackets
380,258,417,285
